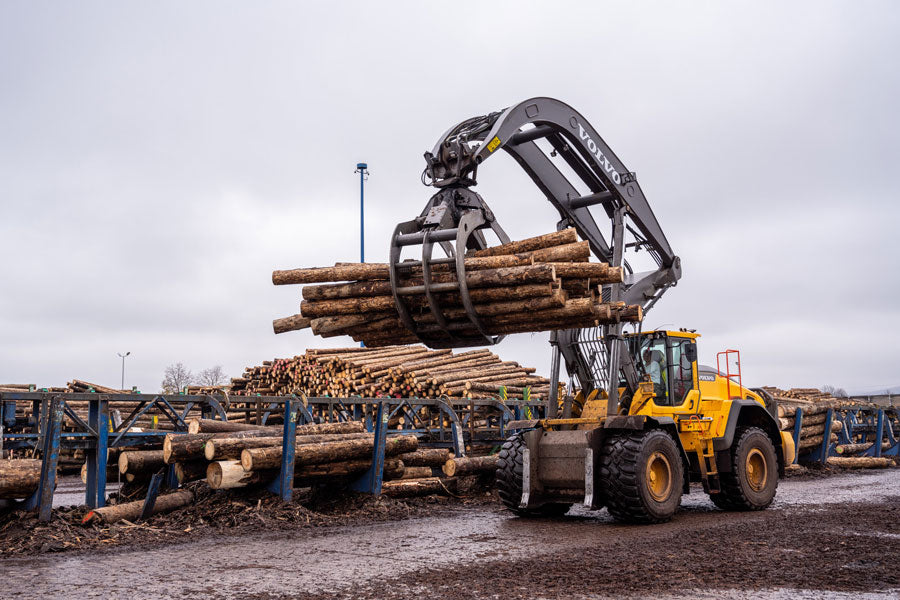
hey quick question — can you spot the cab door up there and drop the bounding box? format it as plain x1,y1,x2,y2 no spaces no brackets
647,335,700,418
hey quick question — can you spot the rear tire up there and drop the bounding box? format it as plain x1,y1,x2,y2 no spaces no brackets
496,433,572,518
599,429,683,524
710,427,778,511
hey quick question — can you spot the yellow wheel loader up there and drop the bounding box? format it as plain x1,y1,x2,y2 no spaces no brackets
388,97,794,523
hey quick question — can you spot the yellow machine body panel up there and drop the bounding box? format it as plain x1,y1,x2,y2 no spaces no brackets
567,330,788,486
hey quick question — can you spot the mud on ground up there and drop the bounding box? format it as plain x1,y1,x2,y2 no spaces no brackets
0,477,496,556
278,497,900,600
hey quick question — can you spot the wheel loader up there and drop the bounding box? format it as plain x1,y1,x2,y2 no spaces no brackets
387,97,794,523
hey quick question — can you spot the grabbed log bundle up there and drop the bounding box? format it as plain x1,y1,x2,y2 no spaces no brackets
272,229,643,347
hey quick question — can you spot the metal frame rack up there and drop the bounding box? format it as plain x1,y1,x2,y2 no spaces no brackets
1,391,544,521
790,406,900,465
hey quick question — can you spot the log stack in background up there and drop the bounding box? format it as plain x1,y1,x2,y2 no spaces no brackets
765,386,897,466
229,346,551,401
271,229,643,347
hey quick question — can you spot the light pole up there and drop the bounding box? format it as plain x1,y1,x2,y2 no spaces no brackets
354,162,369,263
117,352,130,390
354,163,369,347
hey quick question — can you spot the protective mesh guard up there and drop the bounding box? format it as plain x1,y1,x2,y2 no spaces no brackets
571,327,610,393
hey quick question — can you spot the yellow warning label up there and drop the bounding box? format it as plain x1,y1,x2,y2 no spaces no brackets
486,136,502,152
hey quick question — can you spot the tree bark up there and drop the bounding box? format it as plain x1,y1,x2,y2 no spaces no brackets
241,434,418,471
550,263,623,283
188,418,364,436
297,457,404,481
396,449,451,467
188,418,274,434
797,420,843,438
164,433,215,464
797,433,839,450
174,460,208,484
204,432,372,461
826,456,894,469
381,477,457,498
273,314,312,334
118,450,165,475
82,490,193,524
273,263,390,285
442,454,499,477
207,460,271,489
399,466,433,479
835,442,892,455
470,228,577,257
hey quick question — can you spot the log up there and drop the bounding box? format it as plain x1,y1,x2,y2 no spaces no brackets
164,433,215,464
273,314,312,334
826,456,894,469
188,418,273,434
187,418,365,436
82,490,194,524
297,457,404,481
779,412,829,430
118,450,165,475
797,433,839,450
204,432,373,461
550,263,624,284
470,229,578,257
209,458,407,489
241,434,419,471
0,459,42,498
400,466,433,479
207,460,270,489
528,241,591,263
797,420,843,438
777,402,842,418
381,477,456,498
300,266,558,318
273,262,390,285
311,312,397,336
835,442,892,455
80,463,121,484
442,454,499,477
397,448,451,467
174,460,208,484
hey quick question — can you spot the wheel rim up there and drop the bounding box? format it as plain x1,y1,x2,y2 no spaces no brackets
745,448,768,492
646,451,673,502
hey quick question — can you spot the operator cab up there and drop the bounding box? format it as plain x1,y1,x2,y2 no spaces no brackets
623,330,699,408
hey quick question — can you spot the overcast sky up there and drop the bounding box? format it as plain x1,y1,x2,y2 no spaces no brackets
1,2,898,395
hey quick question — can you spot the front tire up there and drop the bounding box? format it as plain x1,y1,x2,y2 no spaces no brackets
496,433,572,517
599,429,684,524
710,427,778,511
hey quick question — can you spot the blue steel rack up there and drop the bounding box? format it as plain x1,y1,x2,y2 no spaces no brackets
790,406,900,465
1,391,543,520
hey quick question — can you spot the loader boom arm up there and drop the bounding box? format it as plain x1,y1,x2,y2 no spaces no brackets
399,98,682,411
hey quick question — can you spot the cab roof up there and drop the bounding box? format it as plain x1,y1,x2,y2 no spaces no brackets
625,329,701,340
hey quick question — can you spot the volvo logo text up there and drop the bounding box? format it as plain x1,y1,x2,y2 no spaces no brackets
577,122,622,185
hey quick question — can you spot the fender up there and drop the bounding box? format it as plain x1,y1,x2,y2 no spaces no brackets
714,400,785,475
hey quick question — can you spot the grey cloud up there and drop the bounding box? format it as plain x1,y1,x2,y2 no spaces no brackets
1,1,898,393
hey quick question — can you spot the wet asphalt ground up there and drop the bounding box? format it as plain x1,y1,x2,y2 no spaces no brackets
2,468,898,599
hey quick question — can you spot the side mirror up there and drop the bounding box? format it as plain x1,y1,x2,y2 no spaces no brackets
685,344,698,362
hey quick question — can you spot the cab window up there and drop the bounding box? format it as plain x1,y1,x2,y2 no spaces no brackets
668,338,696,406
640,338,668,405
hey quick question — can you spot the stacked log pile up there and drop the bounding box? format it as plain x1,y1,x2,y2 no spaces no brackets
271,229,643,346
157,418,428,493
229,346,551,401
766,386,897,467
0,459,42,499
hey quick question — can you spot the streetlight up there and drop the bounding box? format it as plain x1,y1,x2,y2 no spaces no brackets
354,162,369,263
117,352,130,390
354,163,369,348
